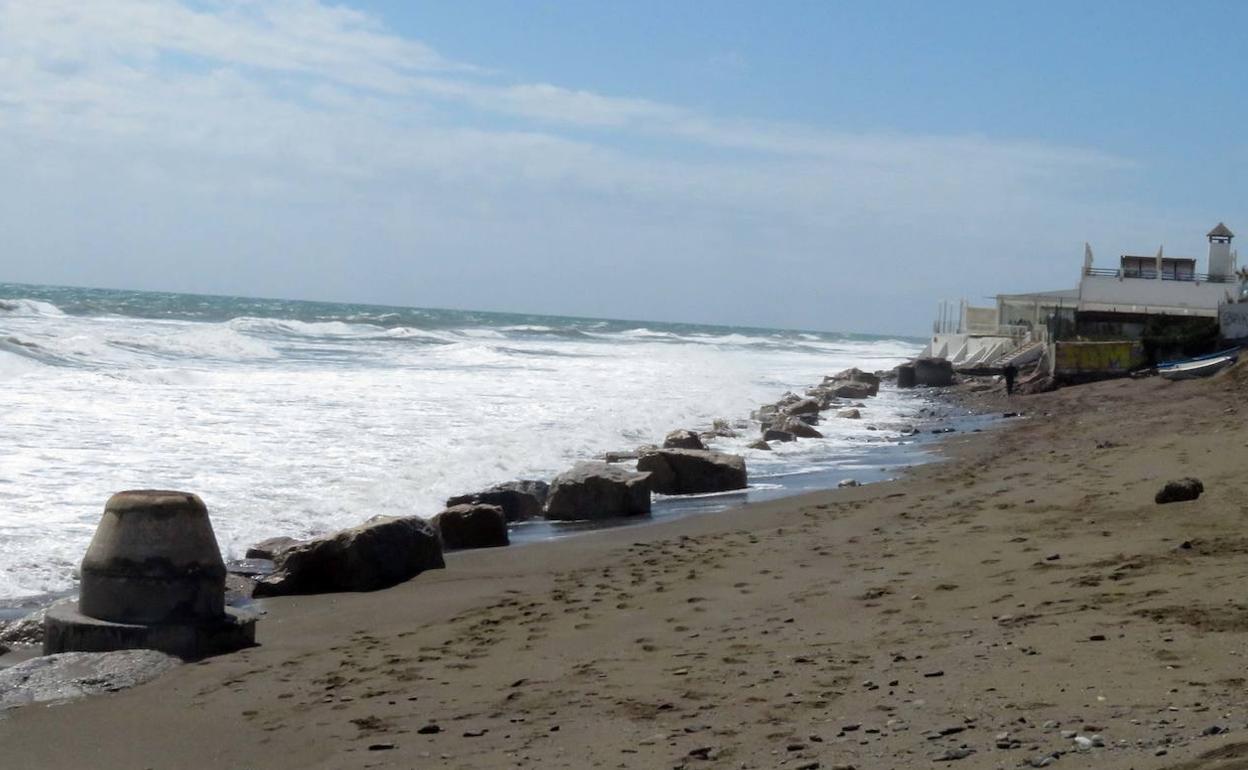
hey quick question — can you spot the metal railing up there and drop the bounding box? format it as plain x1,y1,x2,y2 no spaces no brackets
1084,267,1236,283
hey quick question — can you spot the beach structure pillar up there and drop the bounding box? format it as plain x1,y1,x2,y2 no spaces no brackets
43,490,256,659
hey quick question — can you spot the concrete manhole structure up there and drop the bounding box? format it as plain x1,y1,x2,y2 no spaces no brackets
44,490,256,659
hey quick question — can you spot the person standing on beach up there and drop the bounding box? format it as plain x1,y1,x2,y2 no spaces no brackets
1003,363,1018,395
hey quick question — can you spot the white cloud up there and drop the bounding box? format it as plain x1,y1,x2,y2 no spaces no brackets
0,0,1147,332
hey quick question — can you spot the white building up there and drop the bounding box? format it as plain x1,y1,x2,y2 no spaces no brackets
924,223,1240,367
1077,223,1238,320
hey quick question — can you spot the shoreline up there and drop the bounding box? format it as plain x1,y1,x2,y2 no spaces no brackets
0,374,968,626
7,368,1247,768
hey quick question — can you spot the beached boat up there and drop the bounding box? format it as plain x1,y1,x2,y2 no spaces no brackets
1157,348,1239,380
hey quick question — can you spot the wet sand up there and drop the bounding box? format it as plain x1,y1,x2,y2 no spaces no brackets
6,371,1248,769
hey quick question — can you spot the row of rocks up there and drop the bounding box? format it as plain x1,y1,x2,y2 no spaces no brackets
750,367,883,445
233,367,893,599
243,449,748,597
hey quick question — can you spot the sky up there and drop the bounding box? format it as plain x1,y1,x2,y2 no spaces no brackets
1,1,1246,335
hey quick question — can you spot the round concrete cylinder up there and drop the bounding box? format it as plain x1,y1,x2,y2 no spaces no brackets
78,490,227,625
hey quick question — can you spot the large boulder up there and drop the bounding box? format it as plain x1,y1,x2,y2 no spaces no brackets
1155,478,1204,505
830,367,881,386
636,450,748,495
446,480,549,522
762,429,795,442
773,416,823,439
783,398,822,416
544,462,652,521
663,429,706,450
827,380,876,399
253,516,445,597
824,368,881,397
896,364,917,388
432,504,509,550
245,536,301,560
913,358,955,387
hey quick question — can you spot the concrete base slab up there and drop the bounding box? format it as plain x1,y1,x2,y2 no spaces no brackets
43,602,256,660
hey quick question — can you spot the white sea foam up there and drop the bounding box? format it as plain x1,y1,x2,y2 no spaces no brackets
0,298,921,602
0,299,65,317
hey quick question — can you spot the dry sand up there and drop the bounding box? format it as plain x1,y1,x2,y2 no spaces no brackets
6,371,1248,769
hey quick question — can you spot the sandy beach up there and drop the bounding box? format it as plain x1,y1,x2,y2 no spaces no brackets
5,371,1248,770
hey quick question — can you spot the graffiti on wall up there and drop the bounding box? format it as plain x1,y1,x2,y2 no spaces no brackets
1220,303,1248,341
1054,341,1145,375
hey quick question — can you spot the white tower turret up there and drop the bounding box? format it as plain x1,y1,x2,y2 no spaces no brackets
1208,222,1235,279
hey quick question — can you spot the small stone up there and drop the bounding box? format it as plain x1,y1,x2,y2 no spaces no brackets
1156,478,1203,504
417,724,441,734
367,743,395,751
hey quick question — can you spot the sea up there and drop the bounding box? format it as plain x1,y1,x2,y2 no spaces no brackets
0,283,932,606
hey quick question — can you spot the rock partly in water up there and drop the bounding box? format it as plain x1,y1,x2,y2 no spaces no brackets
636,449,747,495
432,504,509,550
825,368,881,396
1155,478,1204,504
747,439,772,451
446,480,549,523
245,536,301,560
544,462,652,521
896,364,917,388
0,607,50,647
603,450,642,463
663,429,706,450
253,515,445,597
838,479,860,488
827,380,877,400
0,650,179,711
838,408,862,419
782,398,822,416
710,419,739,438
774,416,823,439
762,429,797,443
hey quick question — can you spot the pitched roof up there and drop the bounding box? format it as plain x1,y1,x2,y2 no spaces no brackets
1208,222,1235,238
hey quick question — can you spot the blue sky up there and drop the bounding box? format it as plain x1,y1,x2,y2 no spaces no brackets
1,1,1244,334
